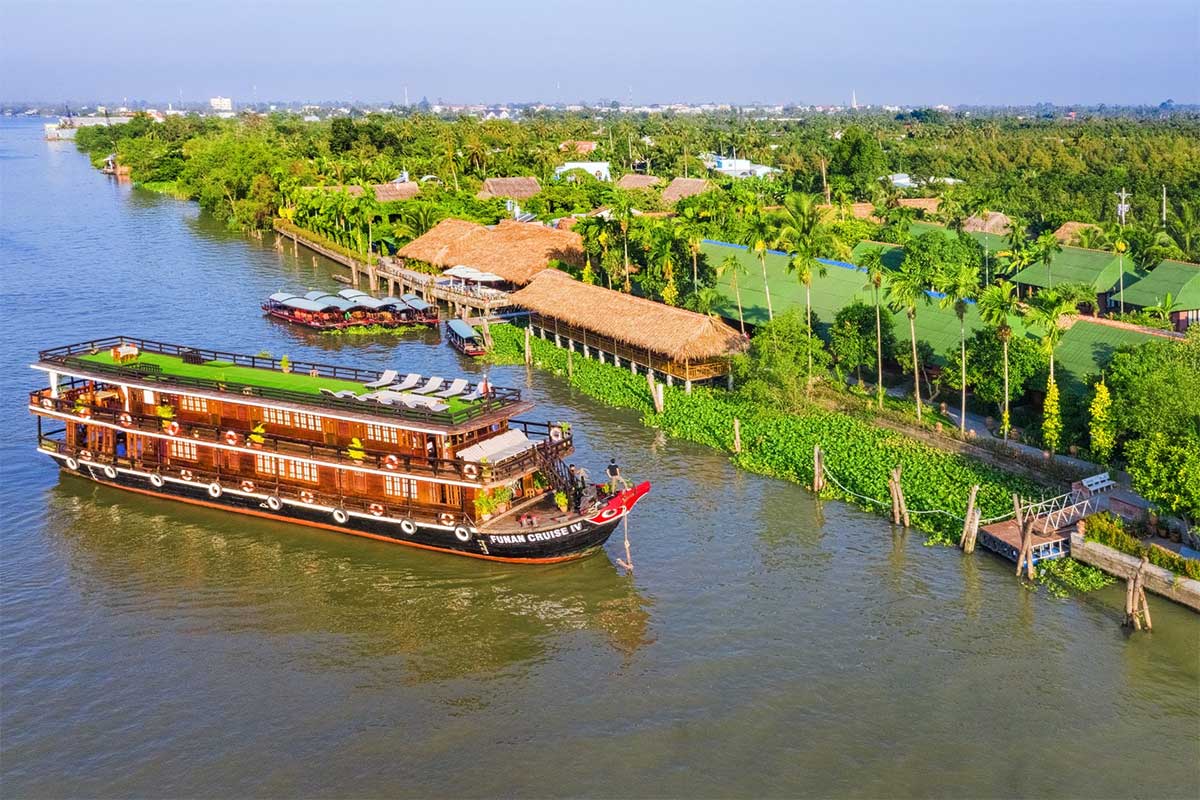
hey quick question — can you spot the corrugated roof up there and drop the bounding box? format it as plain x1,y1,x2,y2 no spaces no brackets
1120,260,1200,310
1012,247,1135,292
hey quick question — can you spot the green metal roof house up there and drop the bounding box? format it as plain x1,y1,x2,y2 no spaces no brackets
1118,260,1200,332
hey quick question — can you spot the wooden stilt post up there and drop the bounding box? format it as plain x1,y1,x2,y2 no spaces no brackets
1125,556,1152,631
892,466,910,527
961,484,980,553
567,349,574,378
1016,515,1036,579
524,326,532,366
656,382,665,413
812,445,825,493
888,468,901,525
732,417,741,454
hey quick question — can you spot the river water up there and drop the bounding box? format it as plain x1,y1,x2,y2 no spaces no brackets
1,117,1197,798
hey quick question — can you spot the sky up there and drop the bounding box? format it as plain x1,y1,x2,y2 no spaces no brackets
2,0,1197,106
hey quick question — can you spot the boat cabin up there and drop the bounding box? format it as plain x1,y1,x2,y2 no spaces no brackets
446,319,487,357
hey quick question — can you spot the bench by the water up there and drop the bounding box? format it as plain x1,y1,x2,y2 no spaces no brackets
1078,472,1117,495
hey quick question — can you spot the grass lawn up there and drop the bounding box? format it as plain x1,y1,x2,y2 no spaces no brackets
77,351,475,412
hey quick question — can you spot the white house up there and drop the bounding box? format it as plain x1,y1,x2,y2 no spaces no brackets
554,161,612,181
703,153,779,178
209,96,233,112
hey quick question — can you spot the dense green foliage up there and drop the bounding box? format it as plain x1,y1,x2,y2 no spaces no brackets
489,324,1042,544
1084,513,1200,580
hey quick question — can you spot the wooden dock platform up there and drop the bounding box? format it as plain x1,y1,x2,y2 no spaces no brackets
978,520,1070,565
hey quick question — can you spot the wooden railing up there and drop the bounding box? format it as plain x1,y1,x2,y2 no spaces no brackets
37,336,523,426
31,389,572,487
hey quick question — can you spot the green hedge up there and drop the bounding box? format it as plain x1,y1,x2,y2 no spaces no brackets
1085,513,1200,580
490,324,1043,543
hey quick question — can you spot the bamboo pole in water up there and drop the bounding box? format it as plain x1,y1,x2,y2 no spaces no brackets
732,417,741,454
961,485,980,553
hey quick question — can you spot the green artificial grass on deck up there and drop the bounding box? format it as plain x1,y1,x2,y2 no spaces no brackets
76,351,476,412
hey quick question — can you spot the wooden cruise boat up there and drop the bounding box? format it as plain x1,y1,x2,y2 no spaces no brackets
262,289,439,330
29,337,649,563
446,319,487,357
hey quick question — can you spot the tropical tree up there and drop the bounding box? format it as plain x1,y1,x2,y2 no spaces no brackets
858,246,888,409
1026,290,1076,382
678,206,707,293
1144,291,1180,322
1035,230,1063,288
684,287,724,316
717,254,749,334
1113,236,1129,314
935,262,980,433
1089,379,1115,464
1167,200,1199,262
977,280,1021,441
609,190,637,292
885,262,933,421
649,219,682,306
740,210,775,320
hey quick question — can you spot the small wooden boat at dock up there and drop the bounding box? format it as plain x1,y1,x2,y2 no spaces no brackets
446,319,487,357
29,336,650,563
262,289,439,330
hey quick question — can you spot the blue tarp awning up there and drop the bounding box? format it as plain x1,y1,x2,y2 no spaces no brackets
447,319,480,340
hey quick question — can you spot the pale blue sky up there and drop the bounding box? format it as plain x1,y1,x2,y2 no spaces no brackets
2,0,1197,105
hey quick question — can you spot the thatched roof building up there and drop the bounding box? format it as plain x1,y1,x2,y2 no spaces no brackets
475,177,542,201
397,218,582,286
304,182,421,202
615,174,662,191
560,140,598,154
963,211,1012,234
662,177,712,205
899,197,941,215
1053,221,1102,245
510,269,744,382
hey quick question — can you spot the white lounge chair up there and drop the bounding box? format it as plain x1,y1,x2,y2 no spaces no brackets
392,373,421,391
363,369,399,389
321,388,359,399
428,401,450,412
411,376,444,395
460,387,485,402
435,378,469,398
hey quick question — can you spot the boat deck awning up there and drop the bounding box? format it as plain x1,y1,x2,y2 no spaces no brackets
457,429,535,464
447,319,480,340
401,294,432,311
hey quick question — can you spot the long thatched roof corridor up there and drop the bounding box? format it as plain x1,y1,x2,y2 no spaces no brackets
510,269,746,364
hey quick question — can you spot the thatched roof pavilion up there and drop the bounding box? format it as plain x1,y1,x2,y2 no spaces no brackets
662,177,712,205
511,269,745,383
1052,221,1102,245
397,218,583,286
615,174,662,190
475,177,542,201
963,211,1012,234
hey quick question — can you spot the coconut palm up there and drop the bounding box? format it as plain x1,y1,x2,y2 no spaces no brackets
609,190,637,293
678,206,707,293
935,262,980,434
977,281,1021,442
885,262,933,422
1035,230,1063,288
717,254,749,334
650,220,682,306
740,211,775,320
1167,200,1199,262
1076,225,1112,251
1026,290,1076,382
685,287,724,316
858,247,888,409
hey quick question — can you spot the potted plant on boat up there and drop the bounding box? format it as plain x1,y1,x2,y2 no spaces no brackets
554,490,569,512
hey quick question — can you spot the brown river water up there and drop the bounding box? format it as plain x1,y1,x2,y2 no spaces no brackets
1,117,1197,798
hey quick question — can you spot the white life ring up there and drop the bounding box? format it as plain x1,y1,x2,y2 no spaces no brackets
150,472,164,487
463,463,479,479
454,526,471,543
65,456,79,471
399,518,417,534
240,480,256,493
332,508,349,524
299,490,315,504
549,426,563,442
439,513,455,527
225,430,239,446
369,503,385,517
180,469,194,481
165,421,180,436
207,482,222,498
118,412,133,428
384,454,399,471
79,449,94,461
103,464,118,479
266,495,283,511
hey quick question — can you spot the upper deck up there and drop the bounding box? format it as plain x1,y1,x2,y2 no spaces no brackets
34,336,531,433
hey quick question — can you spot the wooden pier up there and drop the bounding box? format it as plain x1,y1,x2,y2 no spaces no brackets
978,490,1102,566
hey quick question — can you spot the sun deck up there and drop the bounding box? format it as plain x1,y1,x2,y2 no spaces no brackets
35,336,529,431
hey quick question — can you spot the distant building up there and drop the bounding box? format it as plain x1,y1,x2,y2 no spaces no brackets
476,177,542,201
209,96,233,112
702,154,779,179
887,173,961,189
662,177,712,205
615,174,662,191
555,161,611,181
559,140,598,155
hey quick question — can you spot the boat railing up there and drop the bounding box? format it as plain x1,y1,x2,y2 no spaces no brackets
37,434,480,528
37,336,522,425
31,389,563,486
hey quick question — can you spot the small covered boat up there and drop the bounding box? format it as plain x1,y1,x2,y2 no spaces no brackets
446,319,487,357
262,289,439,330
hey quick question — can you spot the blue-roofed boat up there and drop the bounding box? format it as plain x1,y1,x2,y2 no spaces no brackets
446,318,487,357
262,289,440,330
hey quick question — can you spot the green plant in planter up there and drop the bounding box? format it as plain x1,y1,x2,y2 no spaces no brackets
532,471,549,491
554,490,569,512
474,492,497,518
280,354,291,374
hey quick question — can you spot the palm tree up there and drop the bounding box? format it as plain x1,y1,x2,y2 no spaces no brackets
678,207,706,293
609,190,637,292
885,262,932,422
1113,236,1129,314
685,287,724,316
650,220,682,306
1144,292,1179,322
1026,291,1076,383
717,254,749,334
1166,200,1199,262
1035,231,1063,288
935,262,980,434
1076,225,1112,251
858,247,888,410
977,281,1020,442
740,211,775,320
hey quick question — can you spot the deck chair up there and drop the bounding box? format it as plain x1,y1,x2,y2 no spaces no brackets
435,378,469,398
392,373,421,391
363,369,398,389
319,388,337,397
411,376,444,395
428,401,450,413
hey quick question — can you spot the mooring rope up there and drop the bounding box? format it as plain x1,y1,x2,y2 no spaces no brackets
820,463,1014,526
